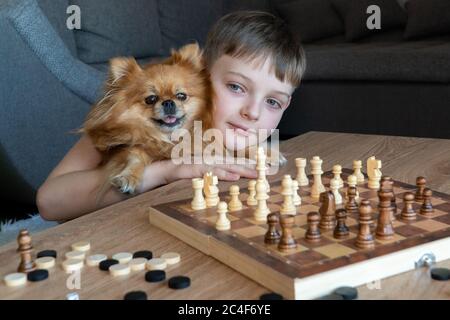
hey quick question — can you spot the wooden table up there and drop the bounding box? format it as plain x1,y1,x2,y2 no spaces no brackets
1,132,449,300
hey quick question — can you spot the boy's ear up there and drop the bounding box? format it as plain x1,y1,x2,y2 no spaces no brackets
171,43,204,70
109,57,142,83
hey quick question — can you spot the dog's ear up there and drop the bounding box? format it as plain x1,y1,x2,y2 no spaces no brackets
109,57,142,83
171,43,204,70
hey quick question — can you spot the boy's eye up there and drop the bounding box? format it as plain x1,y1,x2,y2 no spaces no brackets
176,92,187,101
227,83,244,93
145,95,158,105
266,98,282,109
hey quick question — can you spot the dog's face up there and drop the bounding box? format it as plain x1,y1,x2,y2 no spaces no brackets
84,43,211,150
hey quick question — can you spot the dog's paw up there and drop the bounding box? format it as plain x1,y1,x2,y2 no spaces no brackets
111,173,141,195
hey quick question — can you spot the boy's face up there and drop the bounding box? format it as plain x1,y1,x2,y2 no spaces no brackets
210,55,295,151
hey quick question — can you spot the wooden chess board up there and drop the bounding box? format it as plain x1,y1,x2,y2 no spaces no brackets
148,169,450,299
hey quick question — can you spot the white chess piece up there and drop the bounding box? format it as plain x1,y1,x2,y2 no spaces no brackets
310,156,326,199
247,180,257,206
254,179,270,221
280,175,296,215
295,158,309,186
353,160,365,184
191,178,206,210
367,156,382,190
347,174,359,200
332,164,344,188
330,178,343,205
204,172,219,207
216,201,231,231
228,185,243,211
292,180,301,206
256,147,270,193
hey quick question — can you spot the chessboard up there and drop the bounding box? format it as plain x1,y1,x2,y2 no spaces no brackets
148,169,450,299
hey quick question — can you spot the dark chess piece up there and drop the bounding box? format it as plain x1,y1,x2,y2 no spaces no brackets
420,188,434,216
415,176,426,201
265,213,281,244
381,176,397,214
17,229,36,273
355,200,375,249
278,214,297,252
334,209,349,239
401,192,417,221
376,188,395,240
305,212,321,242
345,187,358,215
319,191,336,230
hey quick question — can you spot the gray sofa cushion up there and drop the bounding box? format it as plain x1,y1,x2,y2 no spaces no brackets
223,0,272,13
71,0,162,63
404,0,450,39
275,0,344,43
304,30,450,83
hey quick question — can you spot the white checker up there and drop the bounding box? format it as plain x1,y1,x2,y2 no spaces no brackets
4,273,27,287
62,259,84,273
86,254,108,267
109,263,131,277
129,258,147,271
112,252,133,264
160,252,181,265
35,256,55,269
71,240,91,252
65,250,86,260
146,258,167,270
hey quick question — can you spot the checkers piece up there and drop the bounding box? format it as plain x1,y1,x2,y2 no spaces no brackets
27,269,49,282
86,254,108,267
160,252,181,265
62,259,84,273
147,258,167,270
65,250,86,260
4,273,27,287
259,292,284,300
37,250,57,259
129,258,148,271
133,250,153,260
71,240,91,252
145,270,166,283
35,256,55,269
168,276,190,289
99,259,119,271
333,286,358,300
430,268,450,281
124,291,148,300
112,252,133,264
109,264,131,277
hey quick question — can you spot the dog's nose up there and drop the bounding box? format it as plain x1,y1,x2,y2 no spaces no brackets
162,100,176,115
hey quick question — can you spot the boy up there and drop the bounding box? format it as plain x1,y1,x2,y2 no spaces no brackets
36,11,306,221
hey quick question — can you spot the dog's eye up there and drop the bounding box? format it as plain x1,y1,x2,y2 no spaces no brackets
145,95,158,105
176,93,187,101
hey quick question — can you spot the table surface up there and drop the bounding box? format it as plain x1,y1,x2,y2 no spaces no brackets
1,131,449,300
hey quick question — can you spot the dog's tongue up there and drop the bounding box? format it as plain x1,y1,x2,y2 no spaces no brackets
163,116,177,124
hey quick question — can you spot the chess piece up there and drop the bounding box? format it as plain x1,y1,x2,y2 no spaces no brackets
376,188,395,240
415,176,426,201
334,209,349,239
247,180,257,206
305,212,321,242
265,213,281,244
330,178,342,205
17,229,36,273
280,175,296,215
380,176,397,214
191,178,206,210
355,200,375,249
319,191,336,230
367,156,382,190
345,186,359,215
346,174,359,201
295,158,309,186
353,160,365,184
310,156,326,199
292,180,301,206
256,147,270,193
278,214,297,252
254,179,270,221
332,164,344,188
204,172,219,207
228,185,243,211
215,201,231,231
401,192,416,221
420,188,434,216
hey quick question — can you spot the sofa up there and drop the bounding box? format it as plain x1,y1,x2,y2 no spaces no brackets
1,0,449,218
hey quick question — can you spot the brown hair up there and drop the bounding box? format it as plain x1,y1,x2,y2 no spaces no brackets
204,11,306,87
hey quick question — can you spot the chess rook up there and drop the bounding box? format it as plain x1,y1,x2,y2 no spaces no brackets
295,158,309,186
356,200,375,249
310,156,326,199
191,178,206,210
278,215,297,252
305,212,321,242
265,213,281,244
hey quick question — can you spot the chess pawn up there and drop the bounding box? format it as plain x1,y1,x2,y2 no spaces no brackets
332,164,344,188
310,156,326,199
215,201,231,231
353,160,365,184
265,213,281,244
346,174,359,201
420,188,434,216
247,180,257,206
278,214,297,252
291,180,302,206
191,178,206,210
415,176,426,201
228,185,243,211
305,212,321,242
330,178,342,205
345,186,359,215
334,209,349,239
355,200,375,249
295,158,309,186
17,229,36,273
401,192,416,221
254,179,270,222
280,175,296,215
